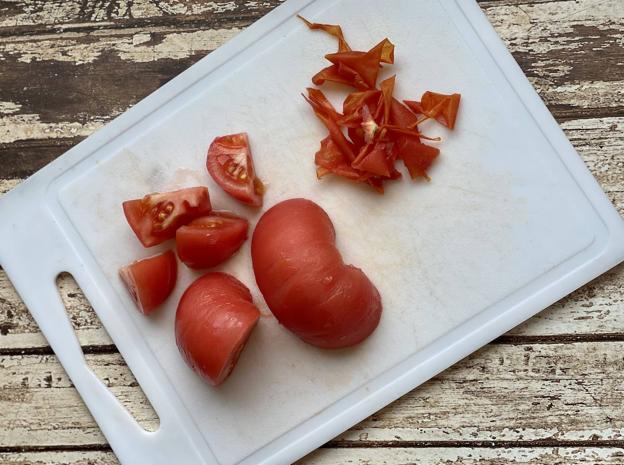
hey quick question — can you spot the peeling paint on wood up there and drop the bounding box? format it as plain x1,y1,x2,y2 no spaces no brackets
2,448,624,465
0,342,622,447
0,114,104,144
0,28,240,65
0,0,283,28
300,447,624,465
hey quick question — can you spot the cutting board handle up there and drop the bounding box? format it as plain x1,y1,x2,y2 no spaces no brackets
0,189,215,465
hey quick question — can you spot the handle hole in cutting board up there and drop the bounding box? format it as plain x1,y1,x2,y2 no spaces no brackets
55,272,160,432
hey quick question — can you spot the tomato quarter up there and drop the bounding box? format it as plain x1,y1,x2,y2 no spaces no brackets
123,187,212,247
175,272,260,386
206,133,264,207
119,250,177,315
176,211,249,269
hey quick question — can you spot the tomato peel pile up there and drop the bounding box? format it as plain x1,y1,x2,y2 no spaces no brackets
301,17,461,192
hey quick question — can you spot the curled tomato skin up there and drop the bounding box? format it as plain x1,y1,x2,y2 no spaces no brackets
252,198,382,349
123,187,212,247
175,272,260,386
119,250,177,315
176,211,249,269
404,92,461,129
207,133,264,207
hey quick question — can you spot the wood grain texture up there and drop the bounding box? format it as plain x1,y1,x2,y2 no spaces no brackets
1,342,623,448
2,448,624,465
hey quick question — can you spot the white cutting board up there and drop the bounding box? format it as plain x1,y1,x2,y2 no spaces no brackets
1,1,623,464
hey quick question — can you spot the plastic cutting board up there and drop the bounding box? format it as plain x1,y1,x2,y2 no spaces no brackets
1,1,623,464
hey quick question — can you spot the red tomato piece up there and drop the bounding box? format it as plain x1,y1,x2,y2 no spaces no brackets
206,133,265,207
304,90,356,161
314,137,370,183
352,142,394,178
325,38,395,89
397,139,440,180
123,187,212,247
379,75,396,125
119,250,177,315
176,272,260,386
339,90,381,127
176,211,249,269
390,98,420,129
305,88,344,125
252,199,382,349
405,92,461,129
297,16,352,52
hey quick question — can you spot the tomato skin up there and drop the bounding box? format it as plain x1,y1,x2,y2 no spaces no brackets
123,187,212,247
175,272,260,386
252,198,382,349
176,211,249,269
119,250,177,315
206,133,264,207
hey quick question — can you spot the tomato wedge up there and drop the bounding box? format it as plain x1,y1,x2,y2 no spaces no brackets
176,272,260,386
123,187,212,247
176,211,249,269
206,133,265,207
119,250,177,315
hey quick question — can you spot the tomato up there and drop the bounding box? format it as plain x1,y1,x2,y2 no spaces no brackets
206,133,264,207
252,198,382,349
175,272,260,386
176,211,249,269
119,250,177,315
123,187,212,247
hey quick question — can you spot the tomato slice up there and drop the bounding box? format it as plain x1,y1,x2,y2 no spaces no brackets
176,211,249,269
175,272,260,386
123,187,211,247
206,133,264,207
119,250,177,315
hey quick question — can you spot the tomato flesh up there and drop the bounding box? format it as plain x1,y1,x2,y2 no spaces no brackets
206,133,264,207
175,272,260,386
119,250,177,315
176,211,249,269
252,198,382,349
123,187,212,247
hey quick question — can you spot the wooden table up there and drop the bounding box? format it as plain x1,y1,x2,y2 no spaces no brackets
1,1,623,464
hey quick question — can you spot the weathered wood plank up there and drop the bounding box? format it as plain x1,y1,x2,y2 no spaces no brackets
2,447,624,465
483,0,624,117
1,342,622,447
0,451,118,465
301,448,624,465
0,353,157,447
0,0,622,162
0,0,283,30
